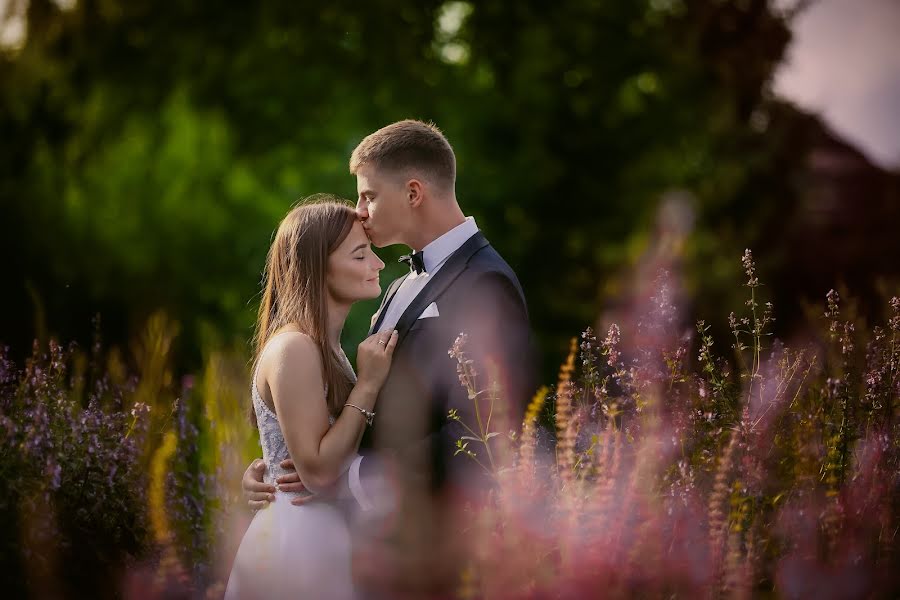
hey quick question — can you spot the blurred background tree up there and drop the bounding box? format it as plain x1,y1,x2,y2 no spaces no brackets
2,0,898,378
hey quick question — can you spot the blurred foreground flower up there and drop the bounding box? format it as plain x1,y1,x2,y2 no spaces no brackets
447,254,899,599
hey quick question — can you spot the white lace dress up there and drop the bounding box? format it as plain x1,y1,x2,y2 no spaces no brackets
224,345,358,600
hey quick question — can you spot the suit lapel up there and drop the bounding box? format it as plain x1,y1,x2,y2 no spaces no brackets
369,273,409,335
393,232,490,345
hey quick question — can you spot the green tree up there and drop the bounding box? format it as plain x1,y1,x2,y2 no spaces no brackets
2,0,812,377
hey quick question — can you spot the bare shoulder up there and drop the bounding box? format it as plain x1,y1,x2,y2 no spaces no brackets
269,331,318,354
259,332,323,381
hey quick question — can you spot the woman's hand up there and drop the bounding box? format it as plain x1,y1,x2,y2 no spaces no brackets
356,330,398,391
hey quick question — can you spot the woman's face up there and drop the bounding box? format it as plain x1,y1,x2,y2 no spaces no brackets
326,220,385,304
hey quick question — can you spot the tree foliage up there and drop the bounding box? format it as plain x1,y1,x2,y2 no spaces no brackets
1,1,838,375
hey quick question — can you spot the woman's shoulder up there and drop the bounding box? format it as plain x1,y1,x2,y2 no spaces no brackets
268,330,316,349
260,331,322,372
256,331,325,408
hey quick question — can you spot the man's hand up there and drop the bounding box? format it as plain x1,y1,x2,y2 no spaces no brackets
242,458,313,509
275,458,315,506
242,459,275,510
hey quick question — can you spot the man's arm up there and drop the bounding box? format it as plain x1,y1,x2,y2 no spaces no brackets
243,454,376,508
441,271,533,485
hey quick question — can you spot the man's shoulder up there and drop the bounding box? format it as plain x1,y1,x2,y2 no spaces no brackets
467,241,521,285
447,241,527,311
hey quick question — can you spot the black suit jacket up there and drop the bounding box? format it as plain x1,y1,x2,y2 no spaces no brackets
357,232,534,493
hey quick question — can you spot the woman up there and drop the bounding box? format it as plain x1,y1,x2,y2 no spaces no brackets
224,196,397,600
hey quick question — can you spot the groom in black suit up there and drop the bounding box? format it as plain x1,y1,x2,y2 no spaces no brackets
348,120,533,501
245,120,534,594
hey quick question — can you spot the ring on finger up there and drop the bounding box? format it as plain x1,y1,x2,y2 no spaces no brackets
378,339,387,346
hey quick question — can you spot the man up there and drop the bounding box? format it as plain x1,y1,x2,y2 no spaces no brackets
242,120,534,594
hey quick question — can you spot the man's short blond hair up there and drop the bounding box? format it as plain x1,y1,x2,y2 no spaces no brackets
349,120,456,191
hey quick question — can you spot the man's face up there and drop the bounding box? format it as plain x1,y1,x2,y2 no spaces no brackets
355,164,410,248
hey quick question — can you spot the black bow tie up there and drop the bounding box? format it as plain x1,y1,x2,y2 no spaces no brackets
399,251,426,275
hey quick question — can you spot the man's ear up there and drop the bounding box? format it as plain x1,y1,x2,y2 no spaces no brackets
407,179,425,208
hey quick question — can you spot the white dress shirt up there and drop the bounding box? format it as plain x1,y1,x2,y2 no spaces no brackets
349,216,479,510
374,216,479,333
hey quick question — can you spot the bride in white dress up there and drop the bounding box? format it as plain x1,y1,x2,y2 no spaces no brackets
225,198,397,600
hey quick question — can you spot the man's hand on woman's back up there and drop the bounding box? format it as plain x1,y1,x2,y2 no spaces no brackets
242,458,309,509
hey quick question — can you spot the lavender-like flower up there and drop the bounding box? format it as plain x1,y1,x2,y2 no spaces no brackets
825,289,840,337
602,324,621,368
742,249,759,287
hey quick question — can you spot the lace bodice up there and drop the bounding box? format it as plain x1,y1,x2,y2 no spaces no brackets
252,345,356,497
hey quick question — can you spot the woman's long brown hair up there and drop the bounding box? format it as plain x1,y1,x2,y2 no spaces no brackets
253,195,357,417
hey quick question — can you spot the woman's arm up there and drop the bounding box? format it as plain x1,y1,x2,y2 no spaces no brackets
265,331,396,493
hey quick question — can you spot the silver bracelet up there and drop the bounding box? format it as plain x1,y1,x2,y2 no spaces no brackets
344,402,375,426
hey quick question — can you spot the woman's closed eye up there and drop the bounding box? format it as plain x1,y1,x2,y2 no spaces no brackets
349,243,368,260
